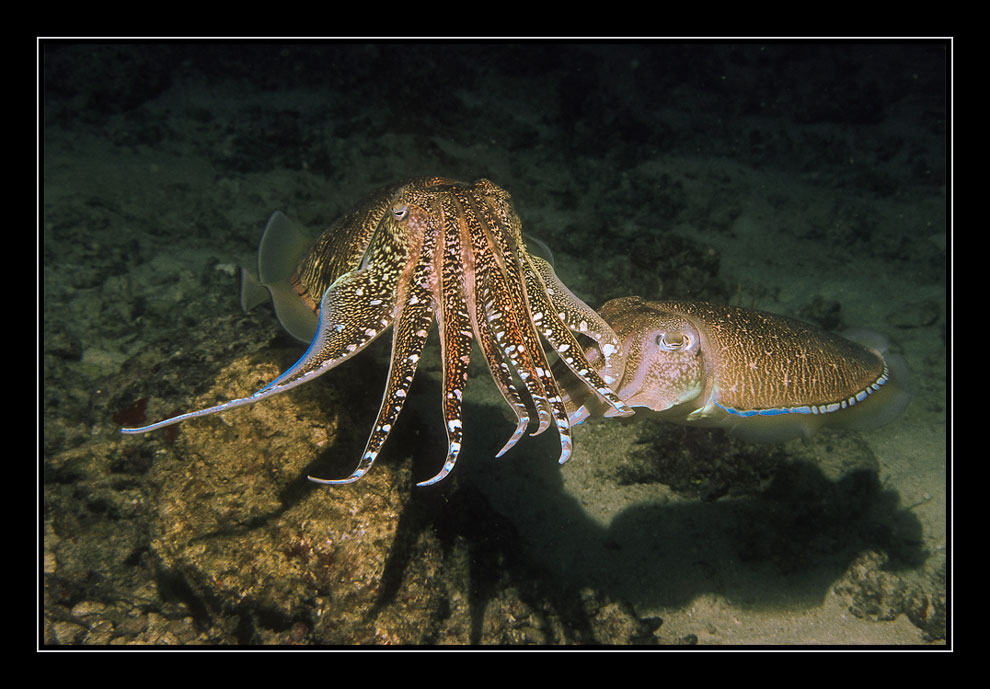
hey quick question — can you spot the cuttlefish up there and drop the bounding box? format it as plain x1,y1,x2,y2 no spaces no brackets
561,296,910,441
122,178,631,485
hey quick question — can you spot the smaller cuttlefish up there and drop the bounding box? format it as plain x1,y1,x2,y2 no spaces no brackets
561,296,911,442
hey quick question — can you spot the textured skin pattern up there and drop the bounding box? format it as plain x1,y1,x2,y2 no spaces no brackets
123,178,632,486
558,296,895,437
604,298,887,415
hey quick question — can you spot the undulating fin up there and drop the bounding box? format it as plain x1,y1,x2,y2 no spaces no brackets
241,211,319,343
523,232,556,267
240,267,271,312
827,328,912,433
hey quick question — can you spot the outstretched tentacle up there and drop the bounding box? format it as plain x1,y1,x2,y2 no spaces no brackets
121,264,397,436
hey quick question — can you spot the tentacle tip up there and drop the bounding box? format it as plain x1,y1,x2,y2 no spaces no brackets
495,425,527,458
307,473,361,486
120,421,165,434
416,472,448,487
529,421,552,438
416,456,458,486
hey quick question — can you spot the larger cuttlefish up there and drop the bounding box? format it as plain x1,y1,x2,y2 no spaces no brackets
561,296,910,441
122,178,632,485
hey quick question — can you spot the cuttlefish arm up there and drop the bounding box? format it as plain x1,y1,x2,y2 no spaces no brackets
560,296,911,441
121,237,402,437
122,178,635,487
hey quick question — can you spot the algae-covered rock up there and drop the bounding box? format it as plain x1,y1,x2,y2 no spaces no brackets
147,355,443,644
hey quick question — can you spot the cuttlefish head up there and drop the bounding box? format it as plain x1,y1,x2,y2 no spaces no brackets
599,296,705,412
561,296,705,424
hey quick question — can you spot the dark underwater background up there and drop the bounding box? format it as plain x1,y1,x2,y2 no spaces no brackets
42,41,948,646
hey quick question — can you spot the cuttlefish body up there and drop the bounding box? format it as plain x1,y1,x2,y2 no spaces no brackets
563,296,910,441
121,178,631,485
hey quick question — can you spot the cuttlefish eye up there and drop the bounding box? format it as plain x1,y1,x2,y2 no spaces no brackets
391,203,410,221
656,331,690,351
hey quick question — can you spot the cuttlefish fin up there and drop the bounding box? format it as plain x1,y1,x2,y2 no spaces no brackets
523,232,556,267
241,210,319,343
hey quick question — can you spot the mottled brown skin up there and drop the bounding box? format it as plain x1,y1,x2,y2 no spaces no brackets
123,178,632,485
565,296,905,441
607,298,887,413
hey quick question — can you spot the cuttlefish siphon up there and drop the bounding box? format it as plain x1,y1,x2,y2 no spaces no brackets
561,296,910,442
